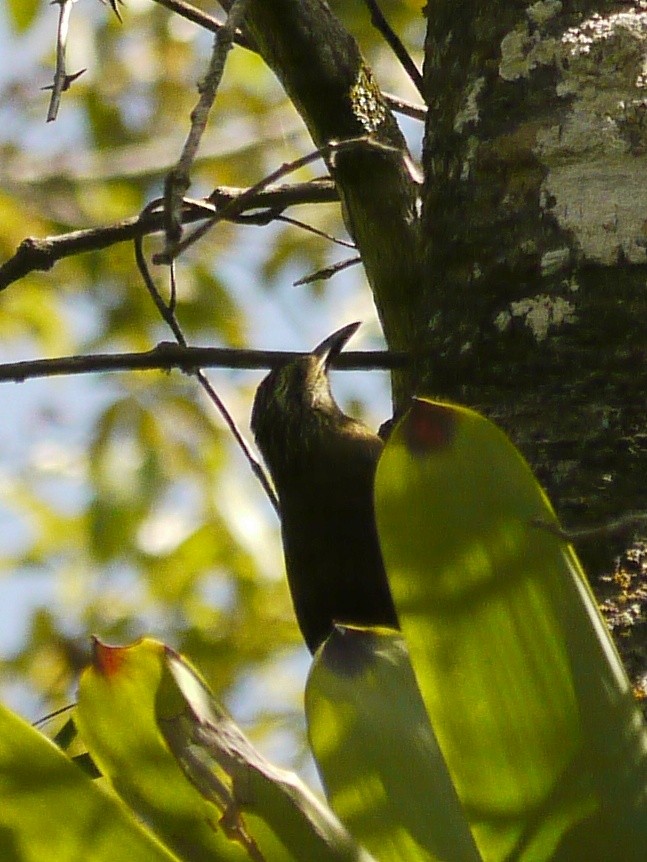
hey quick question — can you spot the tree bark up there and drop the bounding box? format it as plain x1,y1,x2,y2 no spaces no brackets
419,1,647,651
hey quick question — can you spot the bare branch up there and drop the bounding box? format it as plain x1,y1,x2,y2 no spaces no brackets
156,136,398,263
241,0,422,373
532,514,647,544
150,0,426,124
0,344,408,384
134,216,281,514
151,0,254,48
382,93,426,121
46,0,85,122
276,215,356,249
163,0,248,248
362,0,424,99
0,180,337,291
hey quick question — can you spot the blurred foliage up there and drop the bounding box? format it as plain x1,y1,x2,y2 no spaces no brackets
0,0,424,775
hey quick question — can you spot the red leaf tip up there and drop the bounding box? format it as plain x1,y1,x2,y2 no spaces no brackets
91,637,126,678
404,399,456,456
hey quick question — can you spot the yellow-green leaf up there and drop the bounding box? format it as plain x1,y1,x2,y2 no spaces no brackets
76,637,245,862
162,647,370,862
305,625,481,862
0,702,175,861
77,637,367,862
374,398,647,861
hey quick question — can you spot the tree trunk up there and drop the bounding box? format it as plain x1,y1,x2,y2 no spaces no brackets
418,2,647,686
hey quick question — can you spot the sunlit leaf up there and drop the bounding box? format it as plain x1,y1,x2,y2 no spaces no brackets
162,643,372,862
374,399,647,860
76,637,248,862
76,637,369,861
306,625,481,862
0,701,176,861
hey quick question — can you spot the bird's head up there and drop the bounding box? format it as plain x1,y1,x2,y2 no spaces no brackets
251,322,361,474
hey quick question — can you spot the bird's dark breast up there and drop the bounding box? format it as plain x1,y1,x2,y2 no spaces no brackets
279,450,398,653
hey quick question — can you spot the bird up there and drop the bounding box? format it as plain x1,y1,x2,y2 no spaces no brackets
251,322,399,654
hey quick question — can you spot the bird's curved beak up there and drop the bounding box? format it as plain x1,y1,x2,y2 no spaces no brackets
312,321,361,371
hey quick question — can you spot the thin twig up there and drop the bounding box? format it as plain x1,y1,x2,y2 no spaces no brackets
33,703,76,728
134,210,186,343
134,216,280,514
168,258,178,315
163,0,248,247
46,0,79,122
103,0,124,22
531,514,647,543
157,136,399,263
276,216,356,249
151,0,253,48
200,370,280,515
362,0,424,99
383,92,426,121
294,256,361,286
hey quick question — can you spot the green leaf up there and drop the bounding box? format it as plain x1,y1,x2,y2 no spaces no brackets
374,398,647,861
0,701,176,861
162,647,371,862
76,638,247,862
76,637,367,862
305,626,482,861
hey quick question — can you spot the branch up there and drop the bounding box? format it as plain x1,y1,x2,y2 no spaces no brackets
293,255,360,286
134,210,281,514
149,0,425,120
532,514,647,544
155,136,398,263
151,0,254,48
362,0,424,98
163,0,248,248
0,180,337,290
276,216,355,249
0,344,408,384
45,0,86,122
4,0,426,292
383,93,425,121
